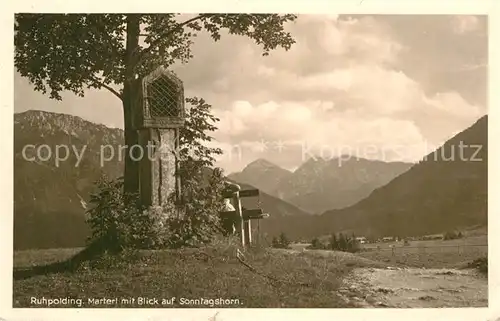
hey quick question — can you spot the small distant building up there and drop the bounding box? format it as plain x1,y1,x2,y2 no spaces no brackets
355,237,367,244
382,236,394,242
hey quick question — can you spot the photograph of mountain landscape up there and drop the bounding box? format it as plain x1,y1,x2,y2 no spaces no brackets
12,13,487,308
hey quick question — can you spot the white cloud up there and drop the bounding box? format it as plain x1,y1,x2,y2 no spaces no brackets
211,62,482,170
423,92,483,118
215,110,248,136
213,99,425,153
195,14,486,172
298,65,422,114
339,18,403,65
256,65,276,77
302,69,354,91
232,100,253,117
15,15,487,173
256,101,279,115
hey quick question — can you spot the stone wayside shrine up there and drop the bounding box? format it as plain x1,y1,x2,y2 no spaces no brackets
133,66,269,246
134,66,185,214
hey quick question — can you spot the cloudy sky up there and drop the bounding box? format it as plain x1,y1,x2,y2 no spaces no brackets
14,14,488,174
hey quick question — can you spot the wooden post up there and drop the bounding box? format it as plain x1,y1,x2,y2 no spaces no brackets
232,191,245,247
244,220,252,245
257,219,260,245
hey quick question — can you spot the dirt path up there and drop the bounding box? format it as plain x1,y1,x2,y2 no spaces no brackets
338,267,488,308
274,248,487,308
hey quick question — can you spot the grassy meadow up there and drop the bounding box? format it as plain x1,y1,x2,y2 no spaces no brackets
13,238,386,308
12,233,487,308
289,234,487,269
357,235,487,269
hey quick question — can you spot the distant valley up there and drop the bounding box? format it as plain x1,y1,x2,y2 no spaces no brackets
13,110,488,249
13,110,308,250
262,115,488,240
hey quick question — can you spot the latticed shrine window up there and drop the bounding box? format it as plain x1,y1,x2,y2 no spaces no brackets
138,66,185,129
147,74,182,118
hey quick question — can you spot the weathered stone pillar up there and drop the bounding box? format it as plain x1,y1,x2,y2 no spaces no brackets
134,66,185,217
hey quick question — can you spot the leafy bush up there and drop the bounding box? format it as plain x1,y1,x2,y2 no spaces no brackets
86,167,227,251
85,175,170,251
469,257,487,274
307,237,326,250
164,97,227,248
85,97,228,252
443,230,464,240
163,167,226,248
327,233,360,253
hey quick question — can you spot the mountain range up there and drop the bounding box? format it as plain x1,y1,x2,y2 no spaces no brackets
14,111,124,250
13,110,488,249
313,115,488,238
228,156,413,214
13,110,307,250
260,115,488,239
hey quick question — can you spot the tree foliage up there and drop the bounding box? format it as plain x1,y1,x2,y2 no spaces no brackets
272,232,291,249
163,166,226,248
330,233,360,253
178,97,223,174
443,230,464,240
308,237,325,250
307,233,361,253
15,13,297,197
15,13,297,101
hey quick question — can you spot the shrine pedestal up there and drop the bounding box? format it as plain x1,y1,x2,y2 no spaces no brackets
138,128,178,208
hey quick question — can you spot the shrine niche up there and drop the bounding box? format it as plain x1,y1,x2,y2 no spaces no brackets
134,66,185,212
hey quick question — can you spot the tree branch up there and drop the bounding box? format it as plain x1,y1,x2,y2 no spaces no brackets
101,83,123,100
134,13,215,69
91,78,122,100
89,73,123,100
